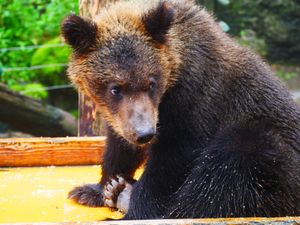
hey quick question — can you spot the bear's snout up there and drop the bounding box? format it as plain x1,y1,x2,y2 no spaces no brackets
119,93,158,146
135,127,156,144
129,112,157,145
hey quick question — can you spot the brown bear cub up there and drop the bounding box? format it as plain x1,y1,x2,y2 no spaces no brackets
62,0,300,219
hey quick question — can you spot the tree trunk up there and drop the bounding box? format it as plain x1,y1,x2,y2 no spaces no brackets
78,0,117,136
79,0,118,18
0,83,77,137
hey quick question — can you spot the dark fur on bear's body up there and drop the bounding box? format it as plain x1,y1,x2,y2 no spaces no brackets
62,0,300,219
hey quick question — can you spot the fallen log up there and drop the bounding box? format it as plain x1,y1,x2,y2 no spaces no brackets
0,83,77,137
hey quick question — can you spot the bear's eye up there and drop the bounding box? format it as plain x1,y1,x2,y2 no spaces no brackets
149,78,157,91
110,85,121,96
150,81,156,90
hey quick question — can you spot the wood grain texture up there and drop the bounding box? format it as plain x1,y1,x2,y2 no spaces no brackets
4,217,300,225
0,137,105,167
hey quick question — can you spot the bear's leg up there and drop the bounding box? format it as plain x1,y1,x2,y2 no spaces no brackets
68,127,146,207
167,123,300,218
122,176,168,220
122,149,191,220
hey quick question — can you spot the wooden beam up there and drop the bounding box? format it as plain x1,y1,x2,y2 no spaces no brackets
0,137,105,167
5,217,300,225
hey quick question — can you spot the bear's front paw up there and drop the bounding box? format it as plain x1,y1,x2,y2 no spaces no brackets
68,183,104,207
103,175,132,213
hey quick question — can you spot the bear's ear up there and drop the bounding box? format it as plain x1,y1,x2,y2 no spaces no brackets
142,1,176,43
61,14,97,53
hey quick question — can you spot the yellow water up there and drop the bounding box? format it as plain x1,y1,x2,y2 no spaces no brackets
0,166,143,223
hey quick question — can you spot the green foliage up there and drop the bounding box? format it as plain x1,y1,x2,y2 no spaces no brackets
0,0,78,98
274,66,298,81
10,82,48,99
70,109,79,119
198,1,231,32
1,0,299,94
217,0,230,6
198,0,299,81
215,0,300,65
31,37,71,85
237,29,267,57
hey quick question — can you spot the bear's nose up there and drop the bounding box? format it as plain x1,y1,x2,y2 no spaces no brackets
136,128,155,144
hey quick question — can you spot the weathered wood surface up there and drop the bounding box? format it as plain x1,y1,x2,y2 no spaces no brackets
0,83,77,137
0,137,105,167
5,217,300,225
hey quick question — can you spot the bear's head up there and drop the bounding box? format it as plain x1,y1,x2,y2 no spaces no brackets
61,1,179,146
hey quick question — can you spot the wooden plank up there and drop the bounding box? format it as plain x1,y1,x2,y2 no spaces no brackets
4,217,300,225
0,137,105,167
0,166,122,223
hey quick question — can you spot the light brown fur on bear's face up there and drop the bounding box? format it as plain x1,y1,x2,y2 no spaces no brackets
69,36,165,144
63,1,179,145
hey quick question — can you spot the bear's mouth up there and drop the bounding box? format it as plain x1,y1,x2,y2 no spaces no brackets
122,130,157,148
135,128,156,145
126,131,157,147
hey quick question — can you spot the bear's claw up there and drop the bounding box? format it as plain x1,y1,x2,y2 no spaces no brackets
103,175,132,213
